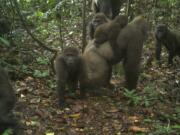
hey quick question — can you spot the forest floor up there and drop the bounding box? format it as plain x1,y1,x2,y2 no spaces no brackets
14,61,180,135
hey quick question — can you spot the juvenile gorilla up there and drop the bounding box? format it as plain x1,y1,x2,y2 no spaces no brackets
94,15,128,48
88,13,109,40
55,47,84,107
92,0,124,19
115,16,148,89
0,66,19,134
155,24,180,65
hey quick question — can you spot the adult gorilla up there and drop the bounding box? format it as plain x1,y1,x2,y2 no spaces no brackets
91,0,125,19
80,40,114,91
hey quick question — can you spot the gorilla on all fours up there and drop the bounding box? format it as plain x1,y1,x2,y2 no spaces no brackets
155,24,180,65
55,47,85,107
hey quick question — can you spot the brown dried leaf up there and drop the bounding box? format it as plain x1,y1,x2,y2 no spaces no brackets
129,126,148,133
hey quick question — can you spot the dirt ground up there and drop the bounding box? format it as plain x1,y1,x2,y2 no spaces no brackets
14,62,180,135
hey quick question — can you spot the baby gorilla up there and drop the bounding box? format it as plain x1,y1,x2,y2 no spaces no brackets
94,15,128,48
0,66,20,134
155,24,180,65
55,47,84,107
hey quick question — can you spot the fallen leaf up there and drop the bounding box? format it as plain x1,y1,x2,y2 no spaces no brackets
69,113,81,118
129,126,148,132
107,107,119,113
46,132,54,135
128,116,141,123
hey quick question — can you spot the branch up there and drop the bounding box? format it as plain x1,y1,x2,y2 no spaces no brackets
12,0,58,74
12,0,57,53
82,0,87,52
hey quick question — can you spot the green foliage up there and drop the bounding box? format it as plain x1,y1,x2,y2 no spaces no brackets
36,57,49,65
21,65,32,74
123,84,159,107
143,119,180,134
143,118,152,123
123,89,141,106
47,79,56,88
172,125,180,129
2,128,13,135
113,64,124,76
154,0,179,22
175,107,180,117
141,85,159,107
0,37,10,47
153,122,179,134
33,69,49,78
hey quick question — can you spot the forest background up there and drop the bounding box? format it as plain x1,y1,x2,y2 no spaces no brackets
0,0,179,134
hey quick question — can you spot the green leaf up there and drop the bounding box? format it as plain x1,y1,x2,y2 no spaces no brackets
2,128,13,135
46,132,54,135
172,125,180,129
34,11,44,18
36,57,49,65
0,37,10,47
33,70,49,78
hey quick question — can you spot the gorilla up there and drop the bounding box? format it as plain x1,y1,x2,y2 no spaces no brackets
155,24,180,65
